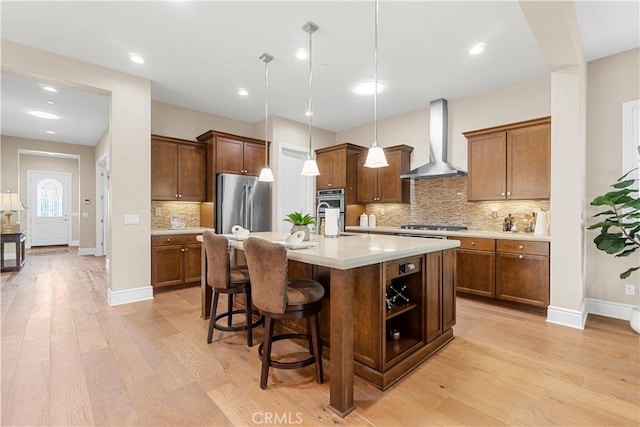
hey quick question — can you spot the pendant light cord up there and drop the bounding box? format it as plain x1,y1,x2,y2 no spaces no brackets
264,58,269,167
373,0,379,148
308,26,313,157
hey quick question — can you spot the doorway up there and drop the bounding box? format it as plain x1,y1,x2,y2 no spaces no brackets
277,143,315,233
96,157,109,257
27,170,72,247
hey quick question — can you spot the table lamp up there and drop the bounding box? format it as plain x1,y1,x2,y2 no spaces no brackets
0,192,26,232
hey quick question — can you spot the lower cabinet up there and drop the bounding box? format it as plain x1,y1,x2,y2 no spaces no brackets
456,237,550,310
151,234,201,288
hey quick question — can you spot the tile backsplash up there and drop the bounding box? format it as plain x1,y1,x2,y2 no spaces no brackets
366,176,550,232
151,201,201,229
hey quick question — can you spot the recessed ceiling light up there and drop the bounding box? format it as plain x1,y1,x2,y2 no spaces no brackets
238,88,248,96
305,111,314,116
129,53,145,64
45,130,56,134
469,42,486,55
47,101,55,105
42,85,57,93
296,49,308,60
351,80,386,96
27,110,60,120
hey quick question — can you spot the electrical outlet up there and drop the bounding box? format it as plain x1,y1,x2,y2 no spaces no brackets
625,284,636,296
124,214,140,225
155,207,162,216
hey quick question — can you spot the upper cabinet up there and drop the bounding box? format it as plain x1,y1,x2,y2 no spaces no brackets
151,135,207,201
465,117,551,201
197,130,269,177
315,143,366,205
356,145,413,204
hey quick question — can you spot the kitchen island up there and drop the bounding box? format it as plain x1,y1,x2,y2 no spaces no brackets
200,231,459,417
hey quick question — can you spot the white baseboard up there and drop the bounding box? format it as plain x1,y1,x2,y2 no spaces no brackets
107,286,153,306
546,304,587,330
70,240,79,247
585,298,636,321
77,247,96,256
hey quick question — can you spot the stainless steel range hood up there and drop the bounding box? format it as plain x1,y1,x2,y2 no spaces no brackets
400,98,467,179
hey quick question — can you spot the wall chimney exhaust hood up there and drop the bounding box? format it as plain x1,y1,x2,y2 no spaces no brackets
400,98,467,179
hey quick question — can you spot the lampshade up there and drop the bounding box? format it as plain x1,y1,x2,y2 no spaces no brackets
364,0,389,169
0,192,26,211
258,52,275,183
300,21,321,177
301,159,321,176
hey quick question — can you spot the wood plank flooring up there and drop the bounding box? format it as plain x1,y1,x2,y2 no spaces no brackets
1,247,638,426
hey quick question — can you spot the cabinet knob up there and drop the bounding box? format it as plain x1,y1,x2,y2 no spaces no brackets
471,241,476,245
328,183,332,187
181,248,186,252
184,247,188,251
518,255,524,259
178,194,182,198
518,245,524,249
166,238,171,242
174,194,179,198
507,191,511,196
501,192,505,196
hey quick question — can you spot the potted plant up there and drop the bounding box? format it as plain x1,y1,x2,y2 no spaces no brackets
588,146,640,333
283,211,316,241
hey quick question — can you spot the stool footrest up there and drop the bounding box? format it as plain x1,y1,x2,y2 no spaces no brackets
214,310,264,332
258,333,315,370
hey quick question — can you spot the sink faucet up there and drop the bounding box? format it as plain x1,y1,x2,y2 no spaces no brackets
316,202,331,234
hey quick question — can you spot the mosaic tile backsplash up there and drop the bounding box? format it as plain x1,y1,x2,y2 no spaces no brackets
151,201,201,229
366,177,550,233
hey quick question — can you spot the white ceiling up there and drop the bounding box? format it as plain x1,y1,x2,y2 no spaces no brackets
1,1,638,146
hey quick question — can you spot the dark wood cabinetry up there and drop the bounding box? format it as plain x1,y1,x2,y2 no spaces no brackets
356,145,413,204
465,117,550,201
151,135,207,201
151,234,201,288
215,136,266,176
496,240,550,307
455,237,496,297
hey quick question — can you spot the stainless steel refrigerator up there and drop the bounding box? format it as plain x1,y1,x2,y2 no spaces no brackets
216,173,271,234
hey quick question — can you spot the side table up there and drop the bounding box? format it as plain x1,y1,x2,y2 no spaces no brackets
1,232,26,272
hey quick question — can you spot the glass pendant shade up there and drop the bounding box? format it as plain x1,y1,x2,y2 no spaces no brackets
364,143,389,168
301,158,320,176
258,167,274,182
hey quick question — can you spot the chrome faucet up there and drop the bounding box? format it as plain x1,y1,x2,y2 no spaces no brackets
316,202,331,234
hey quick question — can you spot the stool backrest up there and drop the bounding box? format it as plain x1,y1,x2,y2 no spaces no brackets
243,237,288,314
203,231,231,289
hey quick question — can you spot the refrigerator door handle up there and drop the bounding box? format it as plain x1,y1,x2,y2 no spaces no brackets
247,184,253,230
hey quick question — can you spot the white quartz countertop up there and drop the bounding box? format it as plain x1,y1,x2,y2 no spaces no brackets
197,231,460,270
345,226,551,242
151,227,214,236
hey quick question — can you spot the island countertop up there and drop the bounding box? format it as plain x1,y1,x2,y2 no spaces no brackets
200,231,460,270
346,225,551,242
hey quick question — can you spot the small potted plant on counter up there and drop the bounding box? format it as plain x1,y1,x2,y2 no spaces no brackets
283,211,316,241
588,145,640,333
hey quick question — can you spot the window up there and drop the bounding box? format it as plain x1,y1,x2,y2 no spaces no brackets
37,178,63,217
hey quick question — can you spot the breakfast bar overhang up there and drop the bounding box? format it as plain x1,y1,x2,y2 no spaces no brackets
200,232,460,417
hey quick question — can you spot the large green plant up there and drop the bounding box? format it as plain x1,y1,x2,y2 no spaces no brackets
283,211,316,226
588,146,640,279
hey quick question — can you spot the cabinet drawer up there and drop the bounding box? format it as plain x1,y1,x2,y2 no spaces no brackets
385,255,423,281
151,234,201,247
456,237,495,251
497,240,549,256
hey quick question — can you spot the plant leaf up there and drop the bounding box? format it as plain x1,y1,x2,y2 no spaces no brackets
618,167,639,181
616,247,638,257
592,210,616,217
621,266,640,280
612,179,637,189
594,232,626,254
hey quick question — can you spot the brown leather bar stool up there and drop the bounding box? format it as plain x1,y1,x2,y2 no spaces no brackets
243,237,324,389
203,231,263,346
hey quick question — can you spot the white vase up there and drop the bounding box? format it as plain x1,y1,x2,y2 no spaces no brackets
631,307,640,334
290,225,310,241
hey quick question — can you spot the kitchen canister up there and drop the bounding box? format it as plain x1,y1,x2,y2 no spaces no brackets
360,212,369,227
368,213,376,228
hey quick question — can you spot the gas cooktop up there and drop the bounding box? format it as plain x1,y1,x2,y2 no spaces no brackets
400,224,468,232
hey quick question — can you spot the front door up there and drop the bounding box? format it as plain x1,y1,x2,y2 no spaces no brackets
28,171,71,246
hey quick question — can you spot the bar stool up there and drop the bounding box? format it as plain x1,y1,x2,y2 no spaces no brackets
203,231,263,346
243,237,324,389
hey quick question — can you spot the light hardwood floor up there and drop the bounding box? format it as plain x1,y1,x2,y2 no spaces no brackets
1,247,638,426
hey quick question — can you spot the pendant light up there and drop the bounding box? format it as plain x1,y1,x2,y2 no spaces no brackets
364,0,389,168
258,53,275,182
300,21,321,176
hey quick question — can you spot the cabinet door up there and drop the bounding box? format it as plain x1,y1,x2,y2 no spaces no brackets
315,151,334,189
178,144,207,201
377,150,403,203
467,132,507,201
151,140,178,200
442,249,456,332
330,151,347,189
243,141,266,176
507,123,550,199
455,249,495,297
183,243,202,283
216,137,245,174
496,253,549,307
356,153,378,203
152,245,184,287
425,252,442,343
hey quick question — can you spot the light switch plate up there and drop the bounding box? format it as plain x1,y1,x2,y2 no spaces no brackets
625,284,636,295
124,214,140,225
